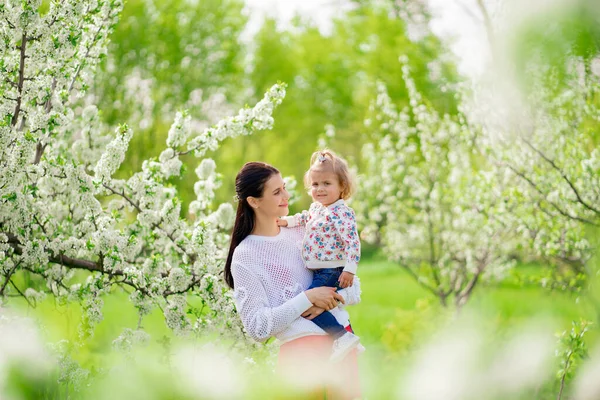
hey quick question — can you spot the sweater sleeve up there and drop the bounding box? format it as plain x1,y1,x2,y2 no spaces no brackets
281,209,310,228
232,262,313,342
330,206,361,274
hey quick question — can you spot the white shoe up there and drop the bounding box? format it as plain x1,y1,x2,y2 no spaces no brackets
356,343,366,354
330,332,360,363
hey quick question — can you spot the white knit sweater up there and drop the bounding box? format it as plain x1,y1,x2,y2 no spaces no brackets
231,226,361,343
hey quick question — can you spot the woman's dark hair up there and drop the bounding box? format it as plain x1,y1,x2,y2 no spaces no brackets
224,162,280,288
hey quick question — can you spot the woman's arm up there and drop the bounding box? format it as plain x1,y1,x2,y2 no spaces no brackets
232,263,344,342
304,276,363,320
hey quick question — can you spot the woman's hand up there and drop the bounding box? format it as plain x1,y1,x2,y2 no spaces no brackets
301,306,325,320
305,287,345,310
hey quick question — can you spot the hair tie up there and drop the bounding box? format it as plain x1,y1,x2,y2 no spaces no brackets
318,153,327,163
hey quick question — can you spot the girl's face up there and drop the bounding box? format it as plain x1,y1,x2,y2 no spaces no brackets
309,170,343,207
251,173,290,218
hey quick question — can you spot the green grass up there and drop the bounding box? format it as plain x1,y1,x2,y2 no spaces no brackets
8,258,599,399
352,259,597,342
348,259,599,399
16,259,598,359
350,259,427,343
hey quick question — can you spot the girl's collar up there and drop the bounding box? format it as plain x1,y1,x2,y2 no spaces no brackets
325,199,345,209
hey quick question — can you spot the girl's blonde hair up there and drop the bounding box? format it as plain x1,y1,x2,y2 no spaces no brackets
303,149,355,200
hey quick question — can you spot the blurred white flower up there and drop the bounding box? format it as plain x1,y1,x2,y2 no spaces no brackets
0,312,53,391
174,344,246,399
573,347,600,400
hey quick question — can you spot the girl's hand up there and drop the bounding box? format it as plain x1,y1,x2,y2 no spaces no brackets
301,306,325,320
305,287,345,310
277,218,288,227
338,271,354,288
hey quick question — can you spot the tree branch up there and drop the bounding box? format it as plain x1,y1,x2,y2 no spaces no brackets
457,257,486,306
103,183,197,262
102,183,142,213
30,78,58,165
4,230,192,299
522,138,600,217
10,279,34,308
20,265,71,297
4,17,15,29
4,78,17,88
164,277,202,296
0,259,22,296
425,180,441,288
11,32,27,127
33,143,48,165
6,231,106,274
505,164,599,226
68,12,109,93
557,350,574,400
398,260,443,303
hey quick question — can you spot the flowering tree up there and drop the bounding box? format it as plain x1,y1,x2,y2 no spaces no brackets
476,69,598,272
0,0,286,340
356,63,516,308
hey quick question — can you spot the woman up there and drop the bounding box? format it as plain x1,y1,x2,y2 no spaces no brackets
224,162,361,399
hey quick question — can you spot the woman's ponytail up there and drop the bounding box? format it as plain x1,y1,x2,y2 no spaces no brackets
224,162,279,288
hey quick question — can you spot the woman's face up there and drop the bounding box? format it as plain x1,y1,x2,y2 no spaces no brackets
251,173,290,219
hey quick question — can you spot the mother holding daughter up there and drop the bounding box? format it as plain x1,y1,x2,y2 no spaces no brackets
224,151,362,399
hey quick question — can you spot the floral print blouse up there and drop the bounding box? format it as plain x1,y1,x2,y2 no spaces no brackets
283,199,361,274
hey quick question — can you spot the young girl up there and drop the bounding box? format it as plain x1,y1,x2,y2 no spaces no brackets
278,149,362,362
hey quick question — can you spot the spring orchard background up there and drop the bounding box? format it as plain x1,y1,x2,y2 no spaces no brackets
1,0,600,399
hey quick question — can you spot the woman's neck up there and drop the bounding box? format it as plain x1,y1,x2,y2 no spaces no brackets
251,216,280,237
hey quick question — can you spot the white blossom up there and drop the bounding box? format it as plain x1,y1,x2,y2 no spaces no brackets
112,328,151,353
166,111,191,148
94,124,133,182
0,0,286,344
356,68,516,308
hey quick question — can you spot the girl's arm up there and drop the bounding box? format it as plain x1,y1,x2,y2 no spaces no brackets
280,209,310,228
330,206,361,274
280,202,319,227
